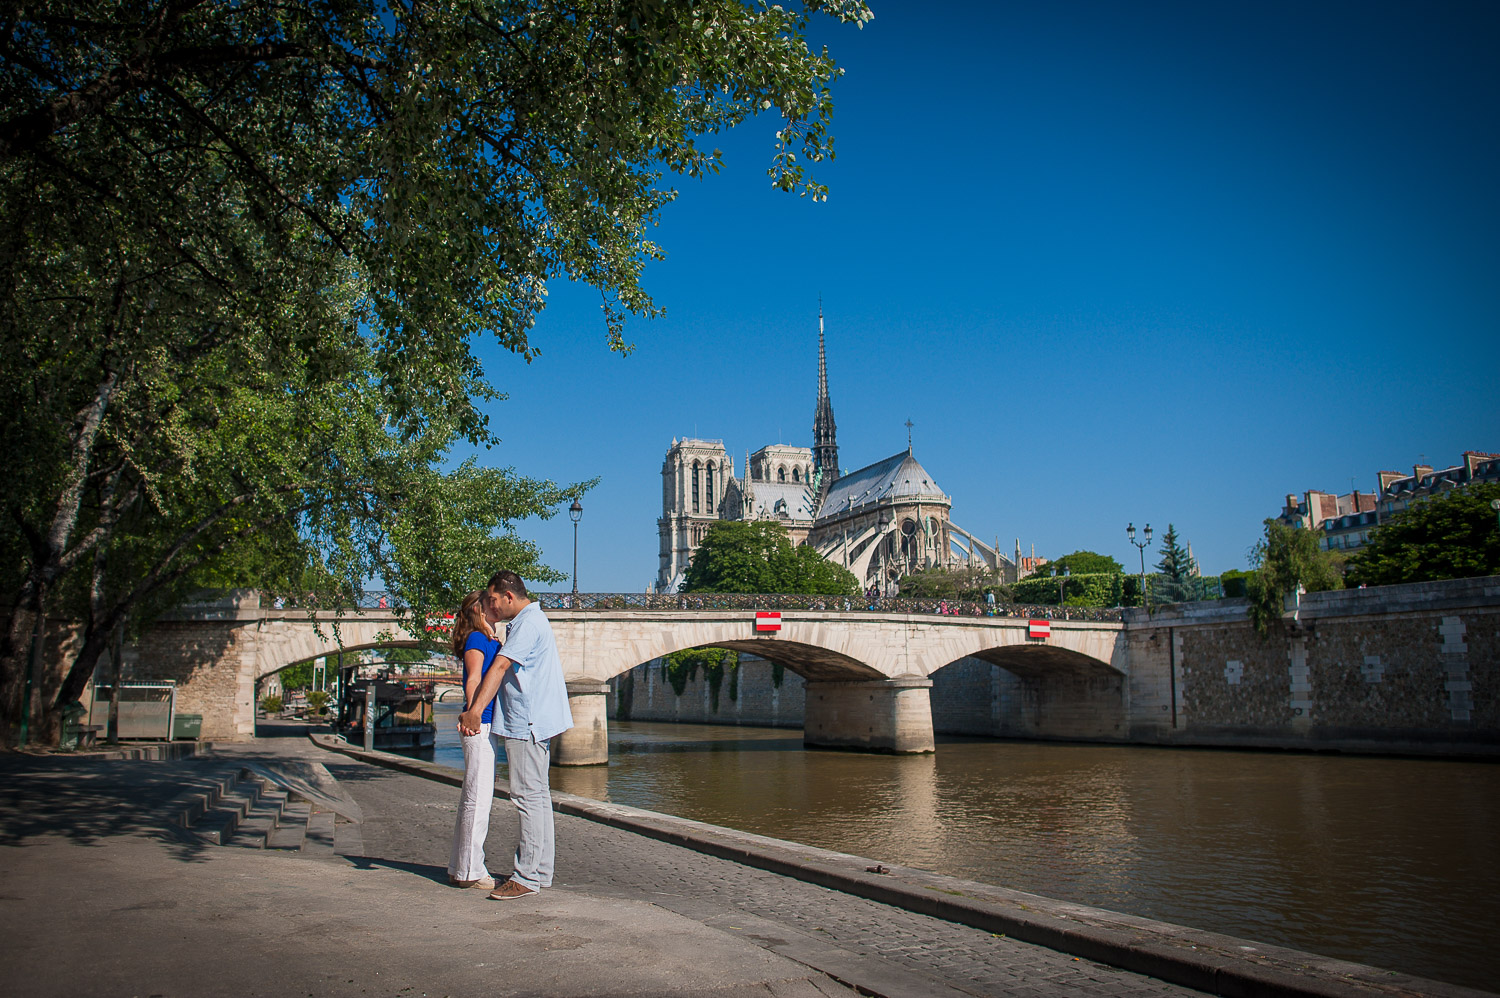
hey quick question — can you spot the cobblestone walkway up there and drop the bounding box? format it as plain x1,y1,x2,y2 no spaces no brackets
322,756,1201,998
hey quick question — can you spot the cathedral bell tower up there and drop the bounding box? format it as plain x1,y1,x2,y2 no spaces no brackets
812,305,839,505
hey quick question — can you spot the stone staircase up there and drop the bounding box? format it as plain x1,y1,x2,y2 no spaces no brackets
171,764,361,856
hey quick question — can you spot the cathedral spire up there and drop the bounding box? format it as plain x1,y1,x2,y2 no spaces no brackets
812,302,839,504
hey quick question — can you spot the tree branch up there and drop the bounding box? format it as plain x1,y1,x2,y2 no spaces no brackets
1,40,312,161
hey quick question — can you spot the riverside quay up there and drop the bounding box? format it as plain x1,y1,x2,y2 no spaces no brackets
4,576,1498,996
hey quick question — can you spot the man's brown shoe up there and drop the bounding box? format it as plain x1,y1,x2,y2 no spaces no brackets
449,875,497,890
487,879,538,900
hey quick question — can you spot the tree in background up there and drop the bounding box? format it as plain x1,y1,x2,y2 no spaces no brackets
277,662,317,693
1153,524,1198,604
1346,483,1500,586
1040,551,1124,576
1,0,870,742
1246,519,1344,633
682,522,859,596
896,567,1009,602
1219,569,1254,598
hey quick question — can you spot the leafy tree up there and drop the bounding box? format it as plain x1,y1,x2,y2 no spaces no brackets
682,521,859,596
278,662,316,693
1219,569,1254,598
260,695,283,715
1246,519,1344,634
1,0,870,743
1345,484,1500,586
1012,572,1123,608
896,567,1008,602
1041,551,1124,576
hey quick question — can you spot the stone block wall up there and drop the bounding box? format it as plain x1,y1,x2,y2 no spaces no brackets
1123,576,1500,753
123,620,255,740
609,652,807,729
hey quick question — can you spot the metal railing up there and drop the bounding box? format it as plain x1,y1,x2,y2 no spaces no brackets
253,590,1123,622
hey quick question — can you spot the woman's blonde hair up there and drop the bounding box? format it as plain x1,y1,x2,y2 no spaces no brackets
450,590,487,658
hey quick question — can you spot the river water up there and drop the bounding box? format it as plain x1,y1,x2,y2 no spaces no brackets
427,703,1500,991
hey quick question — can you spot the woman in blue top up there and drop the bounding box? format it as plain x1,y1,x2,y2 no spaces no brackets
447,589,503,888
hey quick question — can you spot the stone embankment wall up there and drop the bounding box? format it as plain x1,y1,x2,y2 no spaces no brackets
1124,575,1500,753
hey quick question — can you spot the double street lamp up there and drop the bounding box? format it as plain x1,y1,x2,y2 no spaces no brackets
1127,522,1153,616
569,498,583,594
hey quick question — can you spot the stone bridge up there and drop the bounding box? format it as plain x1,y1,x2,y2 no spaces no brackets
135,592,1127,762
119,578,1500,762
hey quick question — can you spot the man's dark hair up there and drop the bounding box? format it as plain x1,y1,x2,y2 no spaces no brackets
487,570,528,599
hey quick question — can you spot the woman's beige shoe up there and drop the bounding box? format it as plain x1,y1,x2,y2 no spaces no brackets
449,875,497,890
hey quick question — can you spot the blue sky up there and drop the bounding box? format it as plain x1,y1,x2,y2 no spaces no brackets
464,1,1500,592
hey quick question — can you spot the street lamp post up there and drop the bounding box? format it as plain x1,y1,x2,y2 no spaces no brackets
569,499,583,594
1127,522,1153,616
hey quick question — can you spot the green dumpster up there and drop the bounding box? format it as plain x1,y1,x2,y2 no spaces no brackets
172,712,203,740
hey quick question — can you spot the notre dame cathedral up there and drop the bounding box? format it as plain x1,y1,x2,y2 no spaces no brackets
656,311,1021,593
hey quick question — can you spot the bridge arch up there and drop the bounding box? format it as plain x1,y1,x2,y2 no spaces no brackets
558,617,890,685
243,617,432,683
898,619,1126,680
925,637,1128,742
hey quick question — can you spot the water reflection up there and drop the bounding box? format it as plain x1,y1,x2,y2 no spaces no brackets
427,705,1499,990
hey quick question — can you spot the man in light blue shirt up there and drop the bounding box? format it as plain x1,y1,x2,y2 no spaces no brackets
459,570,573,899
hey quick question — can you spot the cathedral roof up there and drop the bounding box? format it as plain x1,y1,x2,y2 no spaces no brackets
815,451,950,521
746,481,818,521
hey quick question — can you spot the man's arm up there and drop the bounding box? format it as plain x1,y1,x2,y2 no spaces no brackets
457,654,514,735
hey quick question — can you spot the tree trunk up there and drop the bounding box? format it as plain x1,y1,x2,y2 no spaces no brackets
0,366,120,741
107,625,121,744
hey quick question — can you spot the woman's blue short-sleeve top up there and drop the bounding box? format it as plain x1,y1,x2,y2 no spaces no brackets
461,630,502,724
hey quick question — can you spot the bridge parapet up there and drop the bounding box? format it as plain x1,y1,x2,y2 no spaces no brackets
171,589,1124,622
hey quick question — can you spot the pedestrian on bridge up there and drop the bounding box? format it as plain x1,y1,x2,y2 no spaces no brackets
460,570,574,900
447,590,503,891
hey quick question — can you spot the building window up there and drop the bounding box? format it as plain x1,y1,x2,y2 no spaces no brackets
778,466,786,482
692,461,700,514
706,462,715,512
791,467,800,483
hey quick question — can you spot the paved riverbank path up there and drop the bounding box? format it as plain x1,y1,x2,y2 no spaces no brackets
0,734,1208,998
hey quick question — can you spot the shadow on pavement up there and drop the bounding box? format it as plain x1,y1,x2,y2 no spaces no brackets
345,855,450,885
0,754,221,859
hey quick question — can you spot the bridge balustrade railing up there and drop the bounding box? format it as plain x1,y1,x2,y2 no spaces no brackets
253,590,1122,622
529,592,1123,622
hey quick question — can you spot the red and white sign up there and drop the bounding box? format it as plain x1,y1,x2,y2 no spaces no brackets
1028,619,1051,640
755,612,782,632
